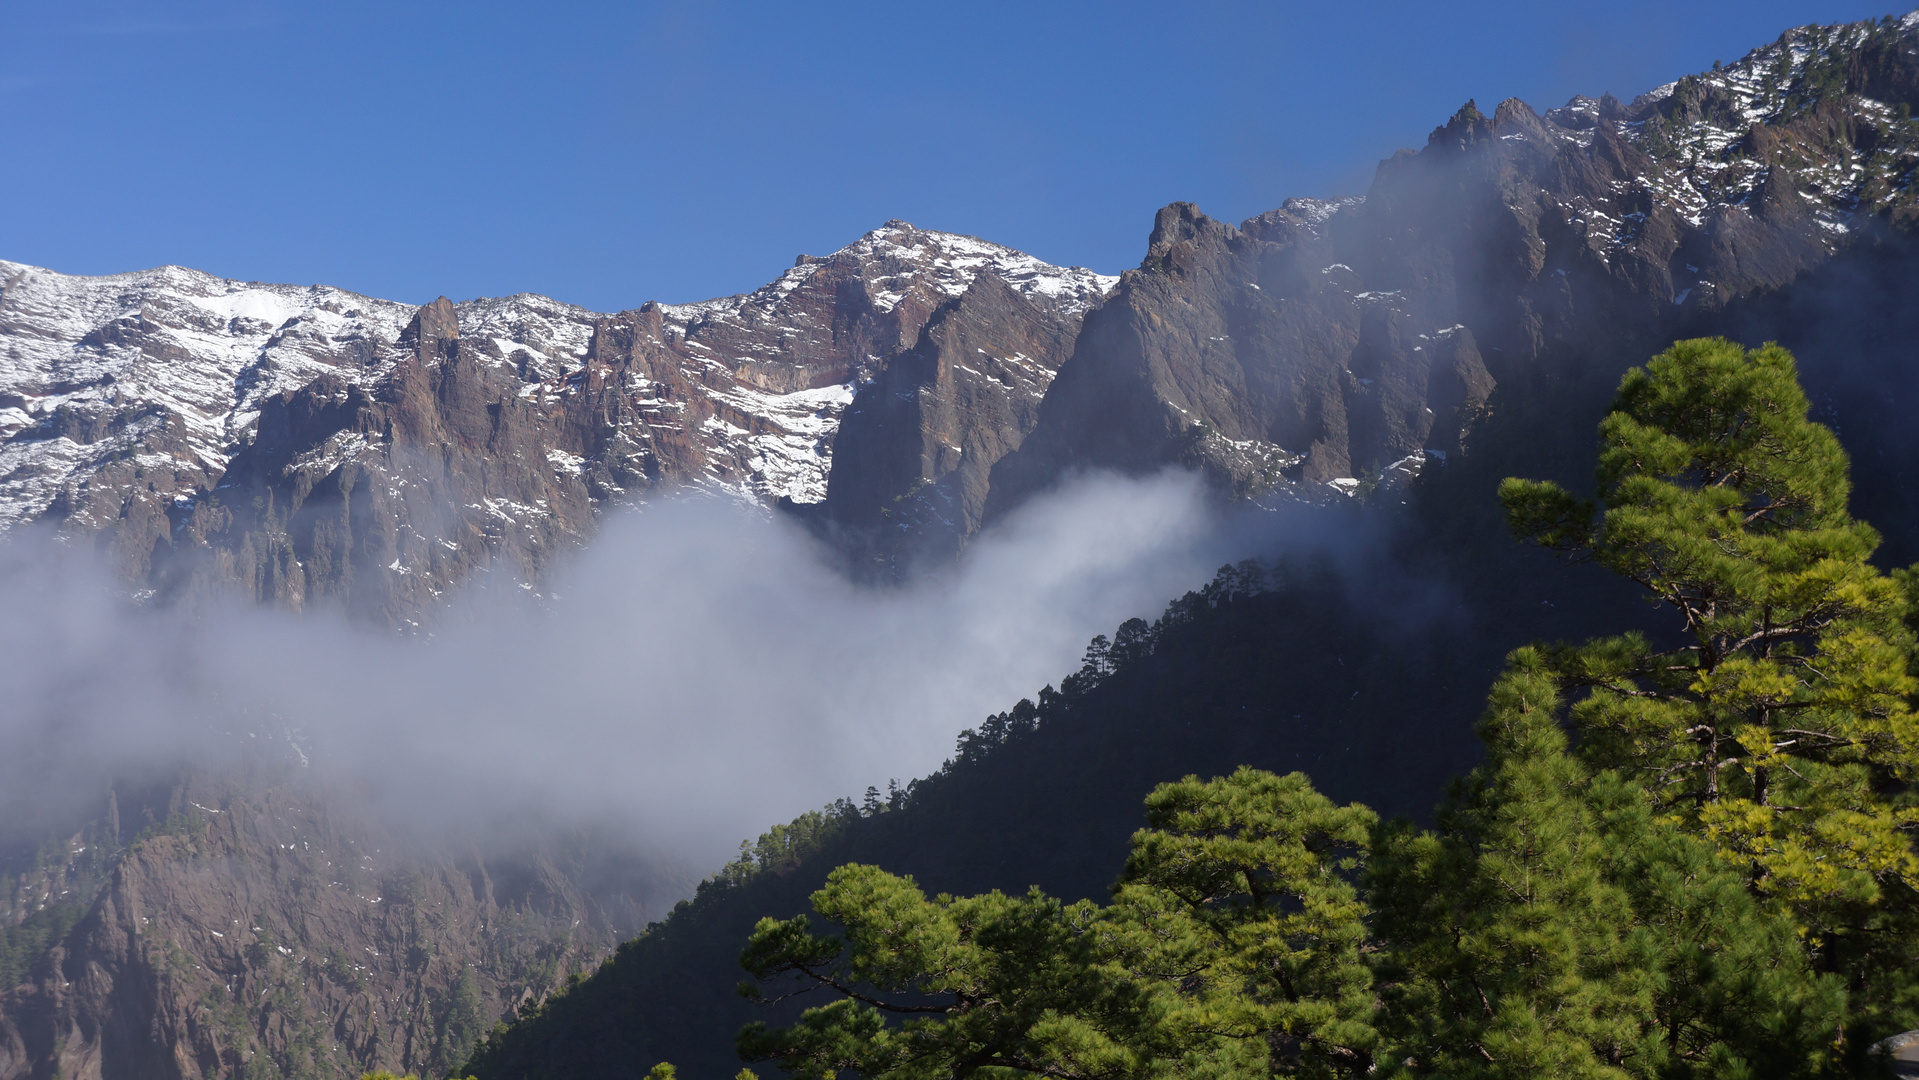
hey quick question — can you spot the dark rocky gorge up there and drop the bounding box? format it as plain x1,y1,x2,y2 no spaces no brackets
6,11,1919,1079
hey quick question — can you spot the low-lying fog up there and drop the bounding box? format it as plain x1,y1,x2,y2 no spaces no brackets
0,470,1365,878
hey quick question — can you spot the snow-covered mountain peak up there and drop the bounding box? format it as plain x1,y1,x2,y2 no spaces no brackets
0,260,432,531
451,292,604,383
0,222,1111,561
835,221,1119,316
656,221,1117,331
1492,9,1919,288
1601,14,1919,233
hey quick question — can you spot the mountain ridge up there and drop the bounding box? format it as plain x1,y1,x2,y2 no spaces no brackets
6,8,1919,1079
986,12,1919,519
0,222,1116,620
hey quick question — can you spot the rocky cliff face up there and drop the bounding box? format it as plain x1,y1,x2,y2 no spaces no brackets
0,225,1118,1078
6,19,1915,592
24,12,1913,594
808,271,1090,574
0,223,1113,621
6,12,1919,1080
0,757,677,1080
986,13,1919,517
986,196,1491,514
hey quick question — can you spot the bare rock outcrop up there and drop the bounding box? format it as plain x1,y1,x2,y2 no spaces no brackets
987,17,1919,516
810,270,1088,574
0,767,673,1080
0,224,1113,623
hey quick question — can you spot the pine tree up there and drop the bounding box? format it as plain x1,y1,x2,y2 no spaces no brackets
1500,337,1919,1046
1369,658,1649,1079
1369,653,1843,1079
735,770,1378,1079
735,866,1162,1079
1109,768,1379,1079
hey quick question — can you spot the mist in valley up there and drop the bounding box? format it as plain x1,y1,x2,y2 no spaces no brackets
0,470,1376,888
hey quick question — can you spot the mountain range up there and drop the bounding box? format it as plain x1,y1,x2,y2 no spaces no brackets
6,9,1919,1079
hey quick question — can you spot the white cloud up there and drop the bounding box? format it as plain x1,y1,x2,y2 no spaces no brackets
0,470,1273,880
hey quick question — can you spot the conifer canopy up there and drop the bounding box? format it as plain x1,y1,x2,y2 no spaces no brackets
733,338,1918,1079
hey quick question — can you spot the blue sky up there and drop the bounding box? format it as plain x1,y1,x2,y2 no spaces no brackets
0,1,1897,311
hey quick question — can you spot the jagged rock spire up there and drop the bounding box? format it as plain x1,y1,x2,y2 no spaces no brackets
398,296,459,347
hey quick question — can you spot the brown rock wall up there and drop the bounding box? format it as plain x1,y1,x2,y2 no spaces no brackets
0,771,667,1080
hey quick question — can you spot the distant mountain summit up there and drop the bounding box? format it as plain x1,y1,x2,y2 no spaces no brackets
14,16,1916,606
0,223,1113,621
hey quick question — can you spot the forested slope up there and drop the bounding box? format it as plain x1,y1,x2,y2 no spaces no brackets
464,221,1919,1078
463,533,1652,1078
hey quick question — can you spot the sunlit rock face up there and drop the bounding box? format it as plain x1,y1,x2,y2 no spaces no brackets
0,223,1114,621
988,15,1919,515
6,19,1919,607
